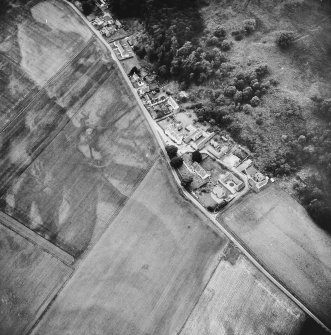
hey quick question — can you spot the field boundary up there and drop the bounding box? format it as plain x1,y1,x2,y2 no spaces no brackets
0,211,74,266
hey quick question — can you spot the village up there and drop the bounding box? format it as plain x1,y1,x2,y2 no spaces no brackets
76,0,270,214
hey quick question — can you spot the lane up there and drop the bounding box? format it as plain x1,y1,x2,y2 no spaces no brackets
63,1,331,332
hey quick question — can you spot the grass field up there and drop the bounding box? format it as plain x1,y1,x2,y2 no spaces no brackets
180,247,305,335
218,184,331,327
30,159,226,335
0,222,71,335
0,0,158,258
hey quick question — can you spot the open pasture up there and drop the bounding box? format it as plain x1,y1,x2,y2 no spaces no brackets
180,249,305,335
218,184,331,327
0,0,158,258
0,221,71,335
30,159,227,335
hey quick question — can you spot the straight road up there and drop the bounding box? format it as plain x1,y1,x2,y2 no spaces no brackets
64,2,331,332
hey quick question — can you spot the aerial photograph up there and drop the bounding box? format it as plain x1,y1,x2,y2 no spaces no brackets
0,0,330,334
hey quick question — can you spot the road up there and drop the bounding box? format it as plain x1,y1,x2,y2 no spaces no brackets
64,2,330,332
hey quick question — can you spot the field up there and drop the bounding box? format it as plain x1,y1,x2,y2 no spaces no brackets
30,159,227,335
218,184,331,327
181,248,305,335
0,221,72,335
0,0,158,258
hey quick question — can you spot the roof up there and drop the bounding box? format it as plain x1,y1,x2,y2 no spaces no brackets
168,96,179,110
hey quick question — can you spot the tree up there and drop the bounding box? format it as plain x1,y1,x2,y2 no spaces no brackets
276,31,295,49
192,150,202,163
165,145,178,158
214,26,226,39
170,156,183,168
81,0,94,15
220,40,231,51
250,96,260,107
243,19,256,34
319,99,331,119
181,173,194,189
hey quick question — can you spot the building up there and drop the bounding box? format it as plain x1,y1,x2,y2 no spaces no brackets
219,172,244,194
192,162,210,180
113,40,130,59
192,132,215,150
137,84,150,96
165,125,183,145
245,165,268,192
237,159,253,172
103,13,113,25
167,96,180,112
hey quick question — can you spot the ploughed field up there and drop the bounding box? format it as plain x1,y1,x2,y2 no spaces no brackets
0,0,158,258
218,184,331,328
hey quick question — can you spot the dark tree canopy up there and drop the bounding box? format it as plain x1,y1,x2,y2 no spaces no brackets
170,156,183,169
165,145,178,158
192,150,202,163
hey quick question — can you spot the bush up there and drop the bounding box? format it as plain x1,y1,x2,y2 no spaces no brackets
255,64,268,77
206,36,220,46
276,31,295,48
192,150,202,163
243,19,256,34
81,0,94,15
220,40,231,51
243,104,253,114
250,96,260,107
231,29,245,41
319,99,331,119
256,118,263,125
243,87,253,101
181,174,194,189
234,91,243,103
224,85,237,97
170,156,183,169
214,26,226,38
165,145,178,158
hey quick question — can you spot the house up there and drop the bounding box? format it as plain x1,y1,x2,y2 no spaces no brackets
103,13,113,24
114,40,130,59
192,132,215,150
192,162,210,180
167,96,179,112
165,125,183,145
115,20,122,29
219,172,244,194
184,126,198,143
245,165,268,192
137,84,150,96
237,159,253,172
208,145,229,159
92,17,104,30
222,153,241,167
